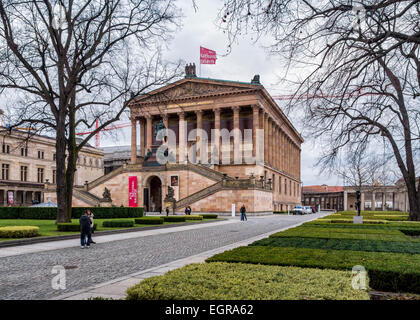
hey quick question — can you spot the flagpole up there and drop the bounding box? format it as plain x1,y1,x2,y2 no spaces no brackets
199,45,202,77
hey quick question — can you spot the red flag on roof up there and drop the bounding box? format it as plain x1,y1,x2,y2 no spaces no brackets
200,46,217,64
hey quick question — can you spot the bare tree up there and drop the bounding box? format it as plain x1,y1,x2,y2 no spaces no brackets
0,0,182,222
218,0,420,220
336,146,393,190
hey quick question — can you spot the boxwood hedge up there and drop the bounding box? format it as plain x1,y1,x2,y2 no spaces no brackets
163,216,186,222
0,207,143,220
207,246,420,294
0,226,39,238
199,214,218,219
135,217,163,225
57,223,98,232
185,215,203,220
102,220,134,228
126,262,370,300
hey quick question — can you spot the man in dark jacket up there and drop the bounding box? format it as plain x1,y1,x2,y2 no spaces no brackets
240,204,247,221
80,212,92,249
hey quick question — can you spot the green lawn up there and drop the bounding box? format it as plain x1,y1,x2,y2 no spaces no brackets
0,218,208,242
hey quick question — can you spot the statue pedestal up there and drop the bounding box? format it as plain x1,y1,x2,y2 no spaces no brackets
353,216,363,224
100,200,113,207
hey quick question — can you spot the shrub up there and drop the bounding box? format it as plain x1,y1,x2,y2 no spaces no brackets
57,223,97,232
400,229,420,237
163,216,186,222
251,236,420,255
184,215,203,220
71,207,143,219
207,246,420,294
0,226,39,238
320,219,388,225
126,262,370,300
199,214,218,219
0,207,144,220
135,217,163,225
102,220,134,228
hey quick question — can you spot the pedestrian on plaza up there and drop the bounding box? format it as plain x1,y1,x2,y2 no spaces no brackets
166,207,170,216
240,204,247,221
79,211,92,249
87,209,96,244
187,206,192,215
185,206,189,216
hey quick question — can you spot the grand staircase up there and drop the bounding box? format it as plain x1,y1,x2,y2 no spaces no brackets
73,188,102,206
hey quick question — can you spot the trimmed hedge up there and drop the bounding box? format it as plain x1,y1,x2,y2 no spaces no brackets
199,214,218,219
252,236,420,255
207,246,420,294
126,262,370,300
319,219,388,225
102,220,134,228
400,229,420,237
0,207,143,220
135,217,163,225
0,226,39,238
57,223,98,232
184,215,203,221
163,216,186,223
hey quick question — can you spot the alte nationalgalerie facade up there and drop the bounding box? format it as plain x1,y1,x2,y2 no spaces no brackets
46,68,303,214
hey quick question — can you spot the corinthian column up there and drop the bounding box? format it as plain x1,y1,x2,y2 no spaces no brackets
178,112,186,164
213,108,221,164
130,117,137,164
252,105,259,158
146,115,152,151
233,106,241,163
195,110,203,163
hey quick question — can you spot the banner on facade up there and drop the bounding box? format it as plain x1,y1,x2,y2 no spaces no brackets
7,191,14,206
200,46,217,64
128,176,138,207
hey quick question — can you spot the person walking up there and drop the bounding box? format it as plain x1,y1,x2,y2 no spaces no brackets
240,204,247,221
185,206,189,216
187,206,192,215
166,207,170,216
80,211,92,249
87,210,96,244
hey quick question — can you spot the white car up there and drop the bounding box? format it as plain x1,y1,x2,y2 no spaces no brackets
292,206,305,215
304,206,313,214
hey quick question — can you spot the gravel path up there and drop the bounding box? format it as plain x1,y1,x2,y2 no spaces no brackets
0,214,327,300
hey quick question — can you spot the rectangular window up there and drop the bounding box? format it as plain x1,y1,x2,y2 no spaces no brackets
1,164,9,180
37,168,44,183
21,147,28,157
53,153,56,161
284,179,287,195
20,166,28,182
279,177,281,193
53,170,56,184
2,144,10,154
289,181,292,196
38,150,44,159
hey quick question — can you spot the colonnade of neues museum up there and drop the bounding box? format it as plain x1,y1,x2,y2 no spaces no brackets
122,75,303,214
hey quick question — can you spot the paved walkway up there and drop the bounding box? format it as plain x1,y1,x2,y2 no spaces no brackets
0,212,330,300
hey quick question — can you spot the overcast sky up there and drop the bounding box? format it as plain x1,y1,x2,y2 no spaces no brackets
98,0,344,186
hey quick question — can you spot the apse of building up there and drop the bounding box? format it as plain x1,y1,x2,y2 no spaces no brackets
45,67,303,214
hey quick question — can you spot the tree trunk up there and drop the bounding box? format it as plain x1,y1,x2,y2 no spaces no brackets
55,117,70,223
407,184,420,221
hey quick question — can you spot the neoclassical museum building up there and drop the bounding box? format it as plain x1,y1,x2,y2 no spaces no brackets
46,66,303,214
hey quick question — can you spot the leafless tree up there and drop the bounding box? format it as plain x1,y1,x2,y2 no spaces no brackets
218,0,420,220
336,146,394,191
0,0,183,222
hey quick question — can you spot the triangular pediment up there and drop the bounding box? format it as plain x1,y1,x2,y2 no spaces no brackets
133,78,260,104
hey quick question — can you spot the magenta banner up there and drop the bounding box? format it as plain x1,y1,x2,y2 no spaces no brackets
128,176,138,208
200,46,216,64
